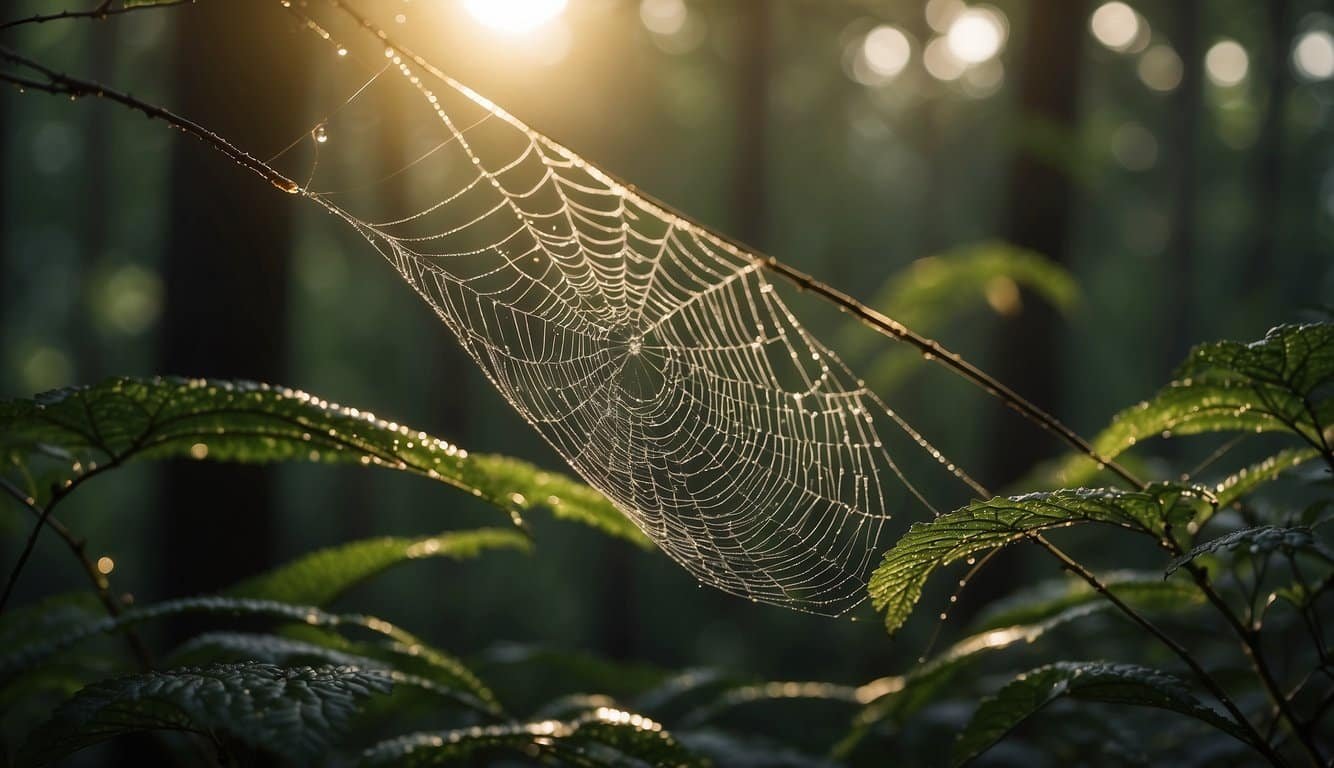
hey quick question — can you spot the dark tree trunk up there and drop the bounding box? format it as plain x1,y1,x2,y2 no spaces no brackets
966,0,1087,620
733,0,771,249
986,0,1087,487
0,82,10,394
1164,0,1202,375
74,29,116,381
158,2,306,619
1245,0,1290,293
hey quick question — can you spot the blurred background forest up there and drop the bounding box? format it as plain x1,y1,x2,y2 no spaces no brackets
1,0,1332,696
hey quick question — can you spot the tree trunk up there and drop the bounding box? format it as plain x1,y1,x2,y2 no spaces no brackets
158,2,306,617
968,0,1087,620
1244,0,1290,295
986,0,1086,487
74,29,116,381
733,0,771,250
1164,0,1202,375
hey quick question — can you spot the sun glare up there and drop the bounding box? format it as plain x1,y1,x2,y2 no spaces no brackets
463,0,568,35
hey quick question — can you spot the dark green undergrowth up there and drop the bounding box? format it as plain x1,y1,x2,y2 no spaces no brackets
2,319,1329,767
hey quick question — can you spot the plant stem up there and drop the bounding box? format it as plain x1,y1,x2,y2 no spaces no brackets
0,0,194,32
1033,533,1287,766
0,477,153,668
0,46,298,195
1176,556,1325,766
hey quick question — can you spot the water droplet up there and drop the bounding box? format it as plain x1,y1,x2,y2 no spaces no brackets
313,124,328,143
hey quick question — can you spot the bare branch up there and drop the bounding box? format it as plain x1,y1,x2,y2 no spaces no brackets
0,0,194,32
0,45,299,194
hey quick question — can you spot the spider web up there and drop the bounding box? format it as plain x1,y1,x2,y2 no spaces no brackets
286,11,982,616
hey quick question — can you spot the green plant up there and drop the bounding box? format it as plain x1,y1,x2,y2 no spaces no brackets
1,3,1330,765
4,324,1329,766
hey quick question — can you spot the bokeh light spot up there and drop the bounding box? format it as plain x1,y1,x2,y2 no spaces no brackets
1138,44,1183,91
924,36,966,81
1204,39,1248,86
1294,30,1334,80
1090,2,1139,52
946,7,1006,64
861,25,911,79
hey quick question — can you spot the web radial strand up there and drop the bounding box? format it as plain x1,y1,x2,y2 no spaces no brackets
300,28,975,615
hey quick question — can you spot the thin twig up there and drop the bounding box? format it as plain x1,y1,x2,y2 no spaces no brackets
0,0,194,32
1166,533,1326,765
0,477,153,668
1031,533,1285,764
0,46,298,194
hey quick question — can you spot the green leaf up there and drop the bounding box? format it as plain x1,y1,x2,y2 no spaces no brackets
951,661,1253,766
0,597,492,715
18,662,392,766
680,681,861,727
869,485,1203,634
226,528,529,607
170,632,500,716
0,592,103,652
1167,526,1334,576
835,602,1106,758
0,377,647,546
837,244,1078,389
0,594,120,724
359,708,706,767
177,629,501,714
1049,323,1334,487
1,597,389,681
970,571,1203,633
1211,447,1321,507
477,644,670,703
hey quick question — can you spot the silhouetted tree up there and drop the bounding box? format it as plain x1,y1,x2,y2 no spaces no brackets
158,2,307,614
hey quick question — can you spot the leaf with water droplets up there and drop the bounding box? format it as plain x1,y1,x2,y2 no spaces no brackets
226,528,529,607
1211,447,1321,507
0,376,648,546
359,708,706,767
4,597,429,689
1166,525,1334,576
868,485,1205,635
1046,323,1334,487
951,661,1254,766
836,600,1116,758
18,662,393,766
170,631,500,716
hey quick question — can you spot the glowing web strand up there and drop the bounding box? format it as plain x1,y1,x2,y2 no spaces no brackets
280,2,1140,616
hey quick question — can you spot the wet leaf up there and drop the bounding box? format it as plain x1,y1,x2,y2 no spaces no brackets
19,663,392,766
0,377,647,546
952,661,1253,765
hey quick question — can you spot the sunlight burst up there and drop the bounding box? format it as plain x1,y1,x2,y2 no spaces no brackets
463,0,568,35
